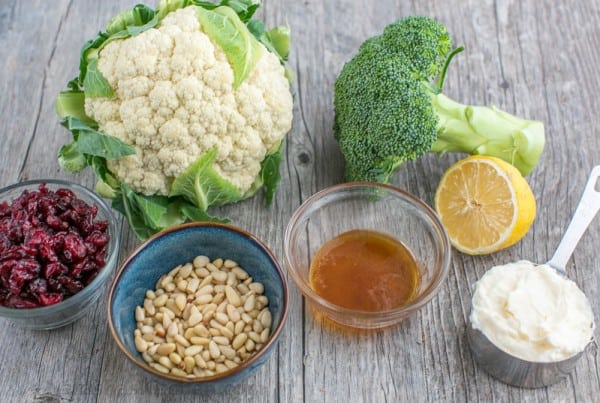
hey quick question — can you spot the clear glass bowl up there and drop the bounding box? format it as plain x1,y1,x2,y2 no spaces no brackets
284,182,451,329
0,179,120,330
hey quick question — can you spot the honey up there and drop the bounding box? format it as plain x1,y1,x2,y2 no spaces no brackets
309,229,420,311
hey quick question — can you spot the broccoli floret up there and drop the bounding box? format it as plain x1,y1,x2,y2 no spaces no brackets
333,16,545,182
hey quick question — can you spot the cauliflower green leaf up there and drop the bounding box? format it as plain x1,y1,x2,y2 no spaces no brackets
196,5,263,88
170,149,243,211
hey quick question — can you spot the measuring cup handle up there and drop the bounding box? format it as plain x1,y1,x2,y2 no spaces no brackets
547,166,600,273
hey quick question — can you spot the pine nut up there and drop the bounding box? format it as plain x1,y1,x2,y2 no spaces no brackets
208,340,220,359
143,299,155,316
190,336,210,346
196,267,210,278
195,294,212,305
196,285,213,296
237,283,250,295
249,282,264,294
157,343,176,356
193,324,210,337
225,286,242,307
180,263,193,278
215,363,229,373
171,368,187,377
248,331,261,343
215,312,229,325
158,356,174,369
186,278,200,293
183,327,195,340
234,320,245,335
174,334,190,347
183,356,195,373
134,255,273,379
213,336,229,345
212,270,227,283
193,255,209,269
160,275,173,288
219,326,234,339
232,333,248,350
168,265,180,278
188,312,203,327
134,336,148,353
135,306,145,321
153,293,168,307
142,352,154,363
227,304,241,322
169,352,182,365
151,363,169,374
212,292,225,304
194,354,207,369
226,272,237,286
224,359,238,369
232,267,249,280
261,310,272,329
244,295,256,312
198,275,213,289
260,328,270,343
184,345,203,357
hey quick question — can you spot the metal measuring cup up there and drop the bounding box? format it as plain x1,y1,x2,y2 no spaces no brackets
467,166,600,388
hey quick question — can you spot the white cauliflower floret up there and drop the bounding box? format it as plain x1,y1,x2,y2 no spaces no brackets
84,6,293,196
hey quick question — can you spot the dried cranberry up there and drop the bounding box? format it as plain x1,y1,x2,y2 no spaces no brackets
7,294,40,309
0,184,110,308
62,233,87,262
37,292,63,307
44,262,67,278
57,275,84,295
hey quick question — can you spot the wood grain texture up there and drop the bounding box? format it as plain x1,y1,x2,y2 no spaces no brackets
1,0,599,401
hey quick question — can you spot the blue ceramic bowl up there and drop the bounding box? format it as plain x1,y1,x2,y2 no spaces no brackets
107,222,289,392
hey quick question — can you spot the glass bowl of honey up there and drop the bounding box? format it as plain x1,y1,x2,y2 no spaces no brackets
283,182,451,329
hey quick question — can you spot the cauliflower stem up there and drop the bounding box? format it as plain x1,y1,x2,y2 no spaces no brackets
56,0,292,240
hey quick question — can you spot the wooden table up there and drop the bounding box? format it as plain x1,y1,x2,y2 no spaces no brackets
1,0,599,401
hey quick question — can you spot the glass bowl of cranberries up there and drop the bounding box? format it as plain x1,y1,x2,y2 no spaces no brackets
0,179,120,330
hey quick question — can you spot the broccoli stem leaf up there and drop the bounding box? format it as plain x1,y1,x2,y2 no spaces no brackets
431,93,545,176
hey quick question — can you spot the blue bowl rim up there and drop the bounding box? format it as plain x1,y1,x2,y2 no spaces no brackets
0,178,120,318
106,221,290,384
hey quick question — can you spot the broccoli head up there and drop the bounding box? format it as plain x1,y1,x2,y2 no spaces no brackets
333,16,545,182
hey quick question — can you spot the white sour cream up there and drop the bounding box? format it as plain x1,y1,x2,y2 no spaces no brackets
470,260,594,362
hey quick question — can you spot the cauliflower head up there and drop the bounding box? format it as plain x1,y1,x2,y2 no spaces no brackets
84,6,293,196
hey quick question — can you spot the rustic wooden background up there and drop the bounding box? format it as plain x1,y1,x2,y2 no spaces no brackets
1,0,599,401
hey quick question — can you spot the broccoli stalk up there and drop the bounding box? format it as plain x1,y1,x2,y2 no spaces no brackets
333,16,545,183
431,92,545,176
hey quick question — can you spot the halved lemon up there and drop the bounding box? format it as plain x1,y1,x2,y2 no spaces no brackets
434,156,536,255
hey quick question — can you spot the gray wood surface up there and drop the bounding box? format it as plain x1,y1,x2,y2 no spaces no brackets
1,0,599,401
